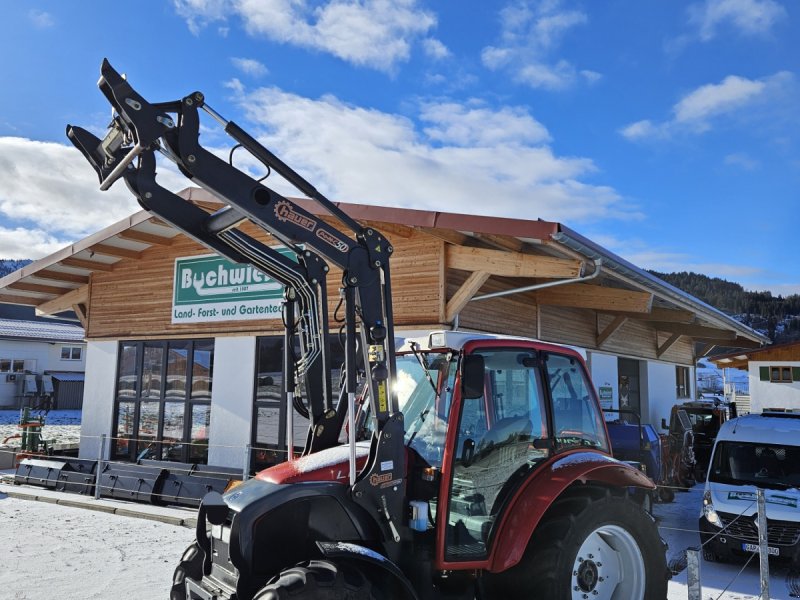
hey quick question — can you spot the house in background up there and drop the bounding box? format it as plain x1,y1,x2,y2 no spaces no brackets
709,341,800,414
0,304,86,409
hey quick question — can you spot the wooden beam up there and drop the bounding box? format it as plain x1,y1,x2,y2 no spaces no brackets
446,245,582,279
473,233,526,252
416,227,471,246
8,281,70,296
36,269,90,285
72,303,88,329
89,244,142,260
0,293,41,306
657,333,683,358
597,316,627,347
118,230,175,246
36,285,89,316
652,322,737,341
445,271,490,323
62,257,115,272
537,284,654,313
697,343,717,358
602,307,695,324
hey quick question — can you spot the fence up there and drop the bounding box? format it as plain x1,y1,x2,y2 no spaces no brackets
2,435,798,598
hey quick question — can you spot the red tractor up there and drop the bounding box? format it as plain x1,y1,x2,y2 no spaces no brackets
68,60,668,600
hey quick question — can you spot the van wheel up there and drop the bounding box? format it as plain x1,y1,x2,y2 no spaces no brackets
482,489,668,599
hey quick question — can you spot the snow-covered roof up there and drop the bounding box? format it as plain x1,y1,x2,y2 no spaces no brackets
0,318,85,342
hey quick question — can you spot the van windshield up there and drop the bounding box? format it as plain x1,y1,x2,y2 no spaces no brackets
709,441,800,490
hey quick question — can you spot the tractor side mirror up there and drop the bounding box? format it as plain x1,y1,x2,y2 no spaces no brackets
461,354,485,399
661,418,668,431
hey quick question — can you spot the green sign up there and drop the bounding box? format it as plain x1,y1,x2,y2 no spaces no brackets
172,253,291,323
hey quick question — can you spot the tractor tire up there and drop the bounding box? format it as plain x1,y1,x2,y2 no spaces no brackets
170,543,204,600
254,559,377,600
481,489,668,600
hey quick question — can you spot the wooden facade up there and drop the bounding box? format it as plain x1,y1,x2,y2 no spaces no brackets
0,194,766,366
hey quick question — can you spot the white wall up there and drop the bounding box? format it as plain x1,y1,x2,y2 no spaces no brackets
0,339,86,407
748,361,800,413
586,349,694,431
79,341,118,460
587,351,619,411
208,336,256,470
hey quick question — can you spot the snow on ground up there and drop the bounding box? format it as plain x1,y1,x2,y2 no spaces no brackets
0,492,194,600
2,474,799,598
656,484,800,599
0,410,82,451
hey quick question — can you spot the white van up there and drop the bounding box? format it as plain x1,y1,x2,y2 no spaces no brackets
699,412,800,564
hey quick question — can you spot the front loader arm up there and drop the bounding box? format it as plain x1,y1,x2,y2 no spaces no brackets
67,59,406,544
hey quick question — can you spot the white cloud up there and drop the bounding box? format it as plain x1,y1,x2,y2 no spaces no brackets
28,9,54,29
724,152,760,170
481,0,593,91
229,84,637,224
620,72,793,140
673,75,765,123
174,0,436,72
231,57,269,77
422,38,450,60
173,0,230,35
420,102,550,146
0,226,67,260
0,138,140,240
688,0,786,41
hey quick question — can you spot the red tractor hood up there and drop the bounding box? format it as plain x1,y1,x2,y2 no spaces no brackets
256,441,373,485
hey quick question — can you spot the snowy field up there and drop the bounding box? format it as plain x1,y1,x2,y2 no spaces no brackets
0,491,194,600
1,480,799,599
0,410,82,451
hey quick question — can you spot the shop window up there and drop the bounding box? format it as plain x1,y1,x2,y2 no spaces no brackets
676,366,691,398
251,336,344,472
112,339,214,464
60,346,83,360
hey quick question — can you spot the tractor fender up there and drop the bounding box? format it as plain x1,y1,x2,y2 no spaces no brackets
316,541,419,600
487,450,654,573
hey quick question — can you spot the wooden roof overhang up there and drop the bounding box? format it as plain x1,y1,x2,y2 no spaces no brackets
709,341,800,370
0,187,768,353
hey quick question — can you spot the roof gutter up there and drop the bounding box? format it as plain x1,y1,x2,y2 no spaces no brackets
551,226,770,345
471,259,602,301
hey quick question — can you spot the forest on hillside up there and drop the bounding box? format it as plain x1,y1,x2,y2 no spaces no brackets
649,270,800,342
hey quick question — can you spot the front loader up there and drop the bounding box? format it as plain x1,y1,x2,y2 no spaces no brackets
68,60,668,600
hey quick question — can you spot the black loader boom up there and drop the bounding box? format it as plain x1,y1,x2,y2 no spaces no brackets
67,58,405,540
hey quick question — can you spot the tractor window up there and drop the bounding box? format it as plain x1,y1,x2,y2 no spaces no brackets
546,353,609,452
445,349,549,561
398,353,455,469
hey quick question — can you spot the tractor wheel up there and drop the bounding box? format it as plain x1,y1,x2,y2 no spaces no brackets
170,543,204,600
254,559,377,600
482,489,668,600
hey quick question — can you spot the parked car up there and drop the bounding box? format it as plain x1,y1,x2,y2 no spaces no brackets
699,412,800,564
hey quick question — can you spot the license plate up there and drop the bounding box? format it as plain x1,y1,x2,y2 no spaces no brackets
742,543,779,556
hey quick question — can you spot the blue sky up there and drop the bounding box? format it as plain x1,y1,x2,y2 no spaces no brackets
0,0,797,296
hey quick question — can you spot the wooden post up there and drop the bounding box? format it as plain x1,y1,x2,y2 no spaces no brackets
686,547,702,600
757,488,771,600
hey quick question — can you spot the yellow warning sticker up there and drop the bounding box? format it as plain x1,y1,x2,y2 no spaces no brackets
378,382,388,413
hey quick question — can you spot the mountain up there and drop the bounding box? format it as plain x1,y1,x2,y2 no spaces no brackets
0,259,32,278
649,270,800,343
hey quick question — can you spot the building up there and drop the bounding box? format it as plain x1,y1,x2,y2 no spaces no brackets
0,304,86,409
709,341,800,414
0,188,767,470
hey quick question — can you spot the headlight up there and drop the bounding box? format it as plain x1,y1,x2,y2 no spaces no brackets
703,490,722,528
